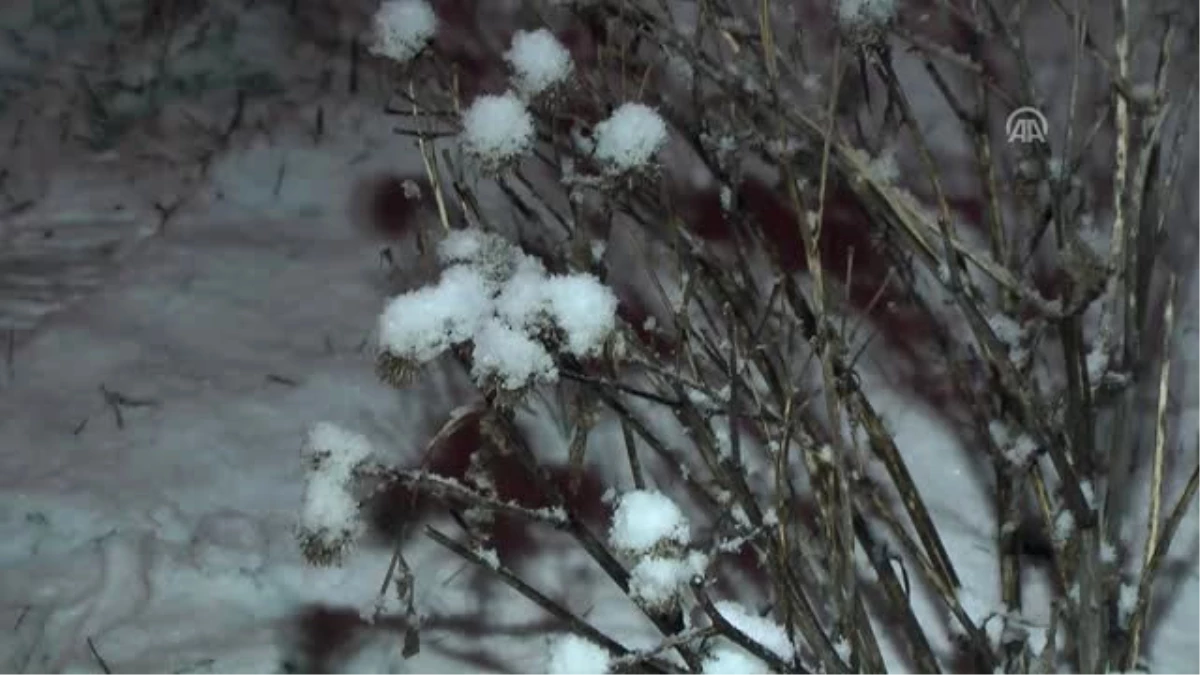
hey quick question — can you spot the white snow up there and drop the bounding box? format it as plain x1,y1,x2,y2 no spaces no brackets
461,92,537,168
377,265,492,363
380,228,617,388
702,646,769,674
546,633,612,674
367,0,438,64
609,489,691,554
494,257,554,328
298,423,375,565
505,29,574,97
592,103,669,172
628,552,706,607
710,601,794,661
541,274,620,356
469,318,558,390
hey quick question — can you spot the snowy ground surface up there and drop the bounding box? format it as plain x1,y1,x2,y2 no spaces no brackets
0,1,1196,673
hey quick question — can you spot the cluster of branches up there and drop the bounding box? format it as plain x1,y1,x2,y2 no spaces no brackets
352,0,1197,672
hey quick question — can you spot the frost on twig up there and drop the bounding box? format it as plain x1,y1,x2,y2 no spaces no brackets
592,103,669,175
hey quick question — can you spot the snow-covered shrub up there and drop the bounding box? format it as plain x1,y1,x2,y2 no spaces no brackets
300,2,1198,672
366,0,437,64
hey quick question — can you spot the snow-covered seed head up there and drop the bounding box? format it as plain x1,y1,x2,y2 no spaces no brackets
297,423,376,566
367,0,437,64
504,28,574,98
461,92,536,171
546,634,612,674
609,489,691,557
377,265,492,366
592,102,668,174
628,552,708,611
540,273,619,357
469,318,559,394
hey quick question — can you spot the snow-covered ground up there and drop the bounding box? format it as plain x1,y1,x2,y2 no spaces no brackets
0,1,1196,673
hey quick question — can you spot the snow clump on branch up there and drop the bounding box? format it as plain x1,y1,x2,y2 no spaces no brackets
366,0,437,64
461,92,536,170
505,28,574,98
297,423,376,566
377,229,618,393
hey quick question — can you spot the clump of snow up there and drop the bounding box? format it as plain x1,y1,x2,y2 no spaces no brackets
367,0,437,63
609,489,691,555
542,274,620,356
702,647,770,674
461,92,536,168
592,102,669,172
494,259,553,327
504,29,574,97
628,552,707,607
470,318,557,389
297,423,376,566
378,228,619,392
378,265,492,362
546,634,612,674
711,601,794,661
